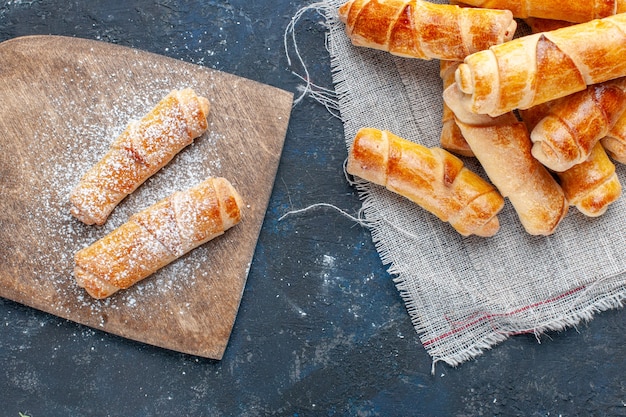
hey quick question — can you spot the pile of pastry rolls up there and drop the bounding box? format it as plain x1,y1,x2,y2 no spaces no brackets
340,0,626,236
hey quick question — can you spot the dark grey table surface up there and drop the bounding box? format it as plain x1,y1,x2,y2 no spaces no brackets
2,1,626,416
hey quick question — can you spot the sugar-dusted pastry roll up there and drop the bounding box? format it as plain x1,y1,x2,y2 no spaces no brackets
337,0,516,61
529,78,626,172
444,84,568,235
346,127,505,237
455,13,626,116
440,60,473,157
70,88,210,225
556,143,622,217
459,0,626,22
74,177,243,299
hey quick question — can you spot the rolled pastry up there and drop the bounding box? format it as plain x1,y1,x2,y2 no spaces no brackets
74,177,243,299
444,84,568,235
70,88,210,225
338,0,516,61
600,91,626,163
529,78,626,172
440,60,474,157
556,143,622,217
518,102,552,133
458,0,626,22
455,13,626,116
602,113,626,163
523,17,573,33
346,127,504,237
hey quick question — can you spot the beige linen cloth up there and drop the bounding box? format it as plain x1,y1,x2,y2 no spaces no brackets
290,0,626,368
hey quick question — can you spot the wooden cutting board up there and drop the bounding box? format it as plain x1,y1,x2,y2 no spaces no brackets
0,35,292,359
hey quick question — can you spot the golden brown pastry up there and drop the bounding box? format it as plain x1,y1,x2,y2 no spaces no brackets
523,16,626,167
518,102,552,133
74,177,243,299
455,13,626,116
70,88,210,225
444,84,568,235
556,143,622,217
523,17,573,33
602,113,626,163
529,79,626,172
346,127,505,237
337,0,516,61
458,0,626,22
440,60,474,157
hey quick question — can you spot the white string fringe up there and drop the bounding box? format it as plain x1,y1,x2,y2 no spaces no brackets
342,157,358,186
284,2,341,116
278,202,372,227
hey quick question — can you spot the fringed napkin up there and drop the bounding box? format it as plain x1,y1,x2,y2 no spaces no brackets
288,0,626,368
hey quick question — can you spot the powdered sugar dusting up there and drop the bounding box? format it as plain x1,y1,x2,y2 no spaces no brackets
23,58,225,315
69,89,213,226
